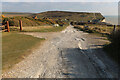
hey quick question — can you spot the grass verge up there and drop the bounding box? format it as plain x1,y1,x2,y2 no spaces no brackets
9,25,68,32
22,26,67,32
2,32,45,71
73,25,110,37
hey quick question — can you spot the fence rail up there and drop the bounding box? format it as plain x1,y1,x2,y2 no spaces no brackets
1,20,23,32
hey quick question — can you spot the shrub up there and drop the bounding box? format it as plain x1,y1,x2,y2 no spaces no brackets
2,18,15,26
9,20,15,26
2,16,68,27
2,18,9,25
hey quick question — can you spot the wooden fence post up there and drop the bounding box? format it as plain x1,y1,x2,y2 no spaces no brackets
113,25,116,32
6,21,10,32
19,20,22,31
113,25,116,34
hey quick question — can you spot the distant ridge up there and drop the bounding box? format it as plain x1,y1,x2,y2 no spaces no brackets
2,12,34,14
2,12,34,17
31,11,105,22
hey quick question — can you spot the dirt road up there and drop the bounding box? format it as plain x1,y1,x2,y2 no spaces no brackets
2,25,119,78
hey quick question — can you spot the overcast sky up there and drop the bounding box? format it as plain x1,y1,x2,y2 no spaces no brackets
2,0,120,2
2,1,119,16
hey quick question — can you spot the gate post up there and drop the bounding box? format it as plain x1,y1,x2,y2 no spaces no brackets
6,21,10,32
113,25,116,32
19,20,22,31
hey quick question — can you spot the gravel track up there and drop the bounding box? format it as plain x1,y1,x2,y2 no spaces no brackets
2,25,119,78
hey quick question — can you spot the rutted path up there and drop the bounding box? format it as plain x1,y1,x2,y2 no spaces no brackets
2,25,118,78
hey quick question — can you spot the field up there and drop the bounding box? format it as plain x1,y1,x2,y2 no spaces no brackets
2,32,45,71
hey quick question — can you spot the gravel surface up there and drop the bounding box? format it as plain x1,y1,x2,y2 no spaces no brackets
2,25,119,78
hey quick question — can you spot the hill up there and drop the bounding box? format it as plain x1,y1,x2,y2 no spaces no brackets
2,11,105,27
2,16,68,27
2,12,33,17
31,11,105,22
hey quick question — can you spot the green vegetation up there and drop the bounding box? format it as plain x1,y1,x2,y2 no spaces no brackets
2,33,45,71
2,16,68,27
22,26,68,32
73,24,115,37
2,17,51,27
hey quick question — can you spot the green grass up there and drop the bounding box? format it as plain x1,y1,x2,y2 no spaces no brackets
22,26,67,32
73,24,114,38
9,25,68,32
2,32,45,71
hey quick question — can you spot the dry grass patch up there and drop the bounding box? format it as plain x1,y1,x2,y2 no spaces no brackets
73,24,119,35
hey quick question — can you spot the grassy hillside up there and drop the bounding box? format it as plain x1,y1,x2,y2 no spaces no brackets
2,16,68,27
1,11,105,33
31,11,105,22
2,11,105,27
